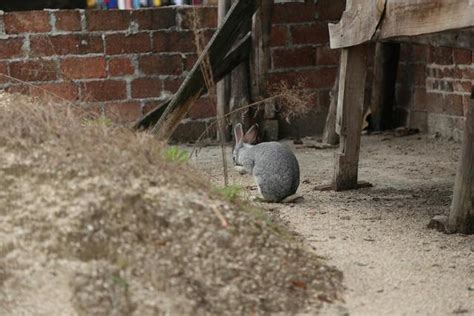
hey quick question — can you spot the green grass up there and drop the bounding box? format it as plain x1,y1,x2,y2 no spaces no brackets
163,146,189,163
214,185,243,202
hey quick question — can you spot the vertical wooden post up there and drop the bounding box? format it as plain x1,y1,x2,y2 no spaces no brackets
333,45,368,191
217,0,232,141
448,92,474,234
322,69,340,145
252,0,273,114
370,42,400,131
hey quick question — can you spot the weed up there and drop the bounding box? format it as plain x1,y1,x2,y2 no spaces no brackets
215,185,243,202
111,275,129,290
163,146,189,163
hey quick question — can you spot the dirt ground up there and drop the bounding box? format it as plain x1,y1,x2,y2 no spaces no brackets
190,133,474,316
0,93,344,315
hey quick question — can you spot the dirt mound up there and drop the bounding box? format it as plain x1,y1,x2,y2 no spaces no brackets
0,93,342,315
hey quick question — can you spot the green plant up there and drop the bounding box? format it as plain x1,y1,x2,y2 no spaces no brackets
111,275,129,290
215,185,243,202
82,116,114,127
163,146,189,163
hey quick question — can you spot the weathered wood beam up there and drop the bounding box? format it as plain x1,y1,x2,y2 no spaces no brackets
216,0,232,141
385,28,474,50
134,33,252,131
330,0,474,49
329,0,386,49
448,92,474,234
252,0,273,118
333,45,368,191
322,69,339,145
152,0,260,140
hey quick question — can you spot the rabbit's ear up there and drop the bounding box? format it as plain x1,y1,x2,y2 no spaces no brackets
243,124,258,144
234,123,243,144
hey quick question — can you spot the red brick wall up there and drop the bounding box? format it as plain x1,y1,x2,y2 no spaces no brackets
0,7,217,127
269,0,345,137
0,3,472,141
396,44,473,140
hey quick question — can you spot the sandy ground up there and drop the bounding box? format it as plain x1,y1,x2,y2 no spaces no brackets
189,133,474,316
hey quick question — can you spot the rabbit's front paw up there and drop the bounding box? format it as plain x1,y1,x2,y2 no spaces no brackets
234,165,247,175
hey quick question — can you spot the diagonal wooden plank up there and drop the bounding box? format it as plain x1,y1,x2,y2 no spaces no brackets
134,33,253,131
151,0,260,140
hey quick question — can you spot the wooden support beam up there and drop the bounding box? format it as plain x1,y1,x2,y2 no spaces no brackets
386,28,474,50
252,0,273,119
448,92,474,234
322,69,340,145
330,0,473,49
216,0,232,142
333,45,368,191
370,42,400,131
134,33,253,131
150,0,260,140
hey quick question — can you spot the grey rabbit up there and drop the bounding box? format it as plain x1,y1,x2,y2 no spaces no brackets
232,123,300,202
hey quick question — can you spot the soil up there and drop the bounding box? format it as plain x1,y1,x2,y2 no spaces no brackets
191,133,474,316
0,93,343,315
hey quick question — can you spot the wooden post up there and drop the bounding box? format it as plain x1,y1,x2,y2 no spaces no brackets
322,69,340,145
252,0,275,139
217,0,232,141
333,45,368,191
370,42,400,131
448,92,474,234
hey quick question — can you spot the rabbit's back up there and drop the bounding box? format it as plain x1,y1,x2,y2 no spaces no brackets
251,142,300,202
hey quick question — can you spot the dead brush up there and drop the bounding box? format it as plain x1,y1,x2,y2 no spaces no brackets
269,79,313,123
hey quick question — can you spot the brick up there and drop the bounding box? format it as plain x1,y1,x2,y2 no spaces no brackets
318,89,331,109
163,78,183,93
9,60,57,82
132,7,177,30
108,57,135,77
179,7,217,29
188,97,215,119
271,25,288,47
86,10,131,31
0,37,25,59
105,33,152,55
413,64,426,86
30,82,80,102
5,85,30,95
55,11,82,32
61,57,106,79
0,62,9,84
131,78,162,98
315,0,346,21
183,54,198,71
153,31,195,53
400,44,428,63
426,92,463,116
268,67,337,90
412,87,427,111
453,49,472,65
81,80,127,102
272,47,316,69
429,46,453,65
139,54,183,75
316,46,340,65
290,23,329,45
143,100,164,114
4,11,51,34
453,80,471,94
463,95,472,116
273,3,315,24
104,101,142,122
30,34,104,56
